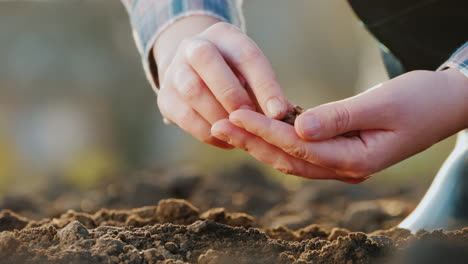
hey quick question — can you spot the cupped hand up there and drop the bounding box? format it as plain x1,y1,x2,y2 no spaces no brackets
212,69,468,183
155,19,289,149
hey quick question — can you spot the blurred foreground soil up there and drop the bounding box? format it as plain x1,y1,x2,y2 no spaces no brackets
1,165,467,263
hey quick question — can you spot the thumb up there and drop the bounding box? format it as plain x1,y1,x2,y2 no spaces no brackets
295,102,353,141
295,91,393,141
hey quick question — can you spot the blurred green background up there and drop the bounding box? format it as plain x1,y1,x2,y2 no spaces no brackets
0,0,455,193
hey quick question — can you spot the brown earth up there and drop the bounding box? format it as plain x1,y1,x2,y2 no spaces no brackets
281,105,304,125
1,165,467,263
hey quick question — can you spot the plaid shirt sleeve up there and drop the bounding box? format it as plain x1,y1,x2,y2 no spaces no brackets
121,0,245,93
438,42,468,78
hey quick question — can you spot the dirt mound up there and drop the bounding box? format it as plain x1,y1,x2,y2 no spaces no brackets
0,198,467,264
0,165,418,232
1,165,465,263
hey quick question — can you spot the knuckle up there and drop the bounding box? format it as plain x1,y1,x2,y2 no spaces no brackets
332,105,351,133
184,39,217,65
218,85,243,106
284,144,308,160
178,109,196,126
178,74,203,100
255,79,278,96
179,38,191,50
235,45,262,65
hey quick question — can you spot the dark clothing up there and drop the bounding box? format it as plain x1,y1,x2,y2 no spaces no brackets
347,0,468,77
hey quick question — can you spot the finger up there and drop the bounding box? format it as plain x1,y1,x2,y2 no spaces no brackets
229,109,369,169
229,109,304,154
171,64,229,124
157,88,233,149
211,119,338,180
183,38,256,113
201,22,289,119
295,83,397,141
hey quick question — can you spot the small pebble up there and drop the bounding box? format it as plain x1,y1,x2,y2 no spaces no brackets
164,242,178,254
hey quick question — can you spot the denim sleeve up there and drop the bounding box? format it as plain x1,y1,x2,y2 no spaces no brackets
121,0,245,93
438,42,468,78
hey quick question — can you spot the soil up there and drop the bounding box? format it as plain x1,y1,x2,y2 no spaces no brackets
281,106,304,125
1,165,467,263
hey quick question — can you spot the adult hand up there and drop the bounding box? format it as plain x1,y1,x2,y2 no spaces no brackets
154,16,289,149
212,69,468,183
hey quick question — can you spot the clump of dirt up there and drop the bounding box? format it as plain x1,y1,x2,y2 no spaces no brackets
200,208,257,229
156,199,200,225
281,105,304,125
0,210,29,232
0,198,467,264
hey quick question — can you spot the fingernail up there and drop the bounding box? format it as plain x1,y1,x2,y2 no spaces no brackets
239,105,255,111
213,132,231,144
301,114,321,138
266,97,287,118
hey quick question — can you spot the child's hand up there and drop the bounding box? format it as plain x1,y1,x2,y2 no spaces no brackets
212,69,468,183
154,17,289,149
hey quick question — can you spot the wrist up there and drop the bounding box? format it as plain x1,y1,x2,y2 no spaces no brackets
153,15,221,80
439,68,468,130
